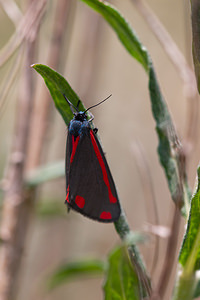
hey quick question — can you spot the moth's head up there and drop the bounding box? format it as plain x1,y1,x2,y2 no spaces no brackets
74,111,87,122
63,93,112,123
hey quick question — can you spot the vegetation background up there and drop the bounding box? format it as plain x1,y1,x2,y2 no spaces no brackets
0,0,198,299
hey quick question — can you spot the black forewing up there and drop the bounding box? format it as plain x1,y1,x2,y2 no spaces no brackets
65,132,71,190
67,128,121,222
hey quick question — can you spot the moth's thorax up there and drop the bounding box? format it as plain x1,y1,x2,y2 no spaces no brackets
69,116,90,137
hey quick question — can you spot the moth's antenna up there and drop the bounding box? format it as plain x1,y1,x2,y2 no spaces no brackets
63,94,79,113
84,94,112,113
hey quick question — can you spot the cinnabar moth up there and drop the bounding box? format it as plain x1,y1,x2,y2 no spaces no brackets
64,94,121,222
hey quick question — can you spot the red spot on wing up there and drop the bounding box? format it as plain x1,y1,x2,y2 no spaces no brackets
70,135,80,164
100,211,112,220
75,195,85,208
90,131,117,203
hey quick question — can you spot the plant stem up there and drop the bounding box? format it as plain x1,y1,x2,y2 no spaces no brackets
0,30,37,300
157,205,181,298
172,224,200,300
115,210,152,297
26,0,73,170
172,273,196,300
131,0,196,99
0,0,71,298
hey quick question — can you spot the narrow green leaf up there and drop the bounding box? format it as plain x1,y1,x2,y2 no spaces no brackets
179,166,200,271
114,210,151,297
31,64,85,125
191,0,200,93
173,166,200,298
172,273,196,300
36,201,65,218
104,246,140,300
80,0,149,71
193,278,200,298
48,259,105,289
148,67,190,210
80,0,190,211
25,160,65,187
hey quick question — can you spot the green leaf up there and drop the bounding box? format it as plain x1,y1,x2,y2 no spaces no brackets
193,278,200,298
148,68,190,210
179,166,200,271
104,246,140,300
191,0,200,93
172,167,200,300
25,160,65,187
80,0,190,212
80,0,149,71
172,273,196,300
36,201,65,218
31,64,85,125
48,259,105,289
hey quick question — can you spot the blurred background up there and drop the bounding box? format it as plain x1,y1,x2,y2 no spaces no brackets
0,0,199,299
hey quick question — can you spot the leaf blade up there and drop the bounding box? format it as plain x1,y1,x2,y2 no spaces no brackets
104,246,140,300
172,166,200,300
80,0,190,214
80,0,149,71
48,259,105,290
25,160,65,187
32,64,85,125
179,166,200,271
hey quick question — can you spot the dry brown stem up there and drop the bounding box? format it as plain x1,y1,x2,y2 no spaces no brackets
0,0,22,26
0,0,47,68
131,0,199,155
132,142,159,277
151,205,181,299
0,46,25,118
0,1,73,299
131,0,196,99
75,10,103,100
26,0,73,170
0,1,47,299
0,42,37,300
184,0,200,152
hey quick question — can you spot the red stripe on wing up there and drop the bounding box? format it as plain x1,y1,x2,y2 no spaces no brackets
66,185,70,203
70,135,80,164
90,131,117,204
